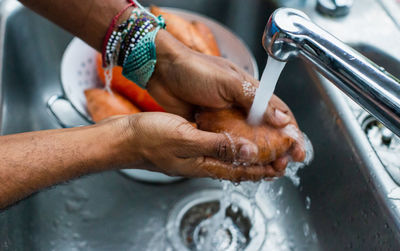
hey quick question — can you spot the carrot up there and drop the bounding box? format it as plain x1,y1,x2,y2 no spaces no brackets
196,108,295,164
150,6,214,56
192,21,221,56
95,54,164,112
85,88,141,123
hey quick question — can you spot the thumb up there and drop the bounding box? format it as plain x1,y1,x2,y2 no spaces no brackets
264,105,292,128
193,130,259,164
263,95,293,128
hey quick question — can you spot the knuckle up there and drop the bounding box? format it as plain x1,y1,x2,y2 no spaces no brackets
216,140,229,161
174,121,195,140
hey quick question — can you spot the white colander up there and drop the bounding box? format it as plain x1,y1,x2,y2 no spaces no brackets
49,8,258,183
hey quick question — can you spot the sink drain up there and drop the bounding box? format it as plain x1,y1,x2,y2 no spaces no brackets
166,190,266,251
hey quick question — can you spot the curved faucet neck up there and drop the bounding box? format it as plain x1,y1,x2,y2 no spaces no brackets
264,8,400,137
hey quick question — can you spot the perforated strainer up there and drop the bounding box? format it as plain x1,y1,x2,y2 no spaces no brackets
49,8,258,183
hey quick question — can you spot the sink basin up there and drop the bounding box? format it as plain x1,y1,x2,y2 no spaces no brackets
1,0,399,250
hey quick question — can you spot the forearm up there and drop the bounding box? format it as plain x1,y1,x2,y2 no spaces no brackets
18,0,132,51
0,122,141,209
18,0,181,63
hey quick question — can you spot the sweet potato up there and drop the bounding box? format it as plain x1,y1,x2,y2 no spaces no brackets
85,88,141,123
192,21,221,56
96,54,164,112
196,108,294,165
150,6,215,56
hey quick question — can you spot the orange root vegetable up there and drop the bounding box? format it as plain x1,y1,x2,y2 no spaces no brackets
150,6,216,56
192,21,221,56
95,54,164,112
85,88,141,123
196,108,295,164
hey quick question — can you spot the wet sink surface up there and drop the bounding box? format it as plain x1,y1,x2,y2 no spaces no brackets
1,0,400,250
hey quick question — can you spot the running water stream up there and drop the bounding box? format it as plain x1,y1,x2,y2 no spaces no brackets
248,57,287,125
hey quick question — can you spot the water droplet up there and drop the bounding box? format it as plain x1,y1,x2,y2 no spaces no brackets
65,200,83,213
77,241,87,248
303,223,310,237
387,187,400,200
277,187,283,196
312,232,318,242
305,196,311,210
231,204,239,213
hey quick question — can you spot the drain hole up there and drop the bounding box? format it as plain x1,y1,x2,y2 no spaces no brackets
360,114,398,148
167,190,266,251
180,201,252,250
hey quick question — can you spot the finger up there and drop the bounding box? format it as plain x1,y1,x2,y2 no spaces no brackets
264,106,291,128
263,95,294,128
225,70,258,111
190,130,259,164
197,158,280,182
289,143,306,163
281,124,306,162
272,155,291,172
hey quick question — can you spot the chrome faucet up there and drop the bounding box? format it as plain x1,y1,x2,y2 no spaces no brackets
263,8,400,137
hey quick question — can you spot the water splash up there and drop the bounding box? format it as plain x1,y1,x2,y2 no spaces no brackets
191,132,314,249
194,181,239,251
284,133,314,186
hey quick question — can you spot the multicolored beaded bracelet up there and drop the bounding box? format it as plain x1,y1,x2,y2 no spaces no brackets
101,0,136,67
122,26,160,87
102,2,166,89
119,16,157,64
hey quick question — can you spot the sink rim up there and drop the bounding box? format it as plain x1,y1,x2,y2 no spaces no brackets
1,0,400,249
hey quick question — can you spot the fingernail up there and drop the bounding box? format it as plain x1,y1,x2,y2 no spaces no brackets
238,144,258,162
275,109,290,124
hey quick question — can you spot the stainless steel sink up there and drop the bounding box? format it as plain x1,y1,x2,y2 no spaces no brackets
1,0,400,250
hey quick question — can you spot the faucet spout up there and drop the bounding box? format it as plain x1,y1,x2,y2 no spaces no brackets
264,8,400,137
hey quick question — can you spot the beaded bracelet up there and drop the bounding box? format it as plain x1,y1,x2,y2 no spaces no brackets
102,0,136,67
102,2,165,89
122,26,160,86
118,14,158,65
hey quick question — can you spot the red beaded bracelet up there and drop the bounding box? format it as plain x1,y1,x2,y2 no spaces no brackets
101,0,137,67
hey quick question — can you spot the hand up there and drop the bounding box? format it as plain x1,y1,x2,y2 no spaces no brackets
108,112,292,181
149,30,293,127
149,30,305,163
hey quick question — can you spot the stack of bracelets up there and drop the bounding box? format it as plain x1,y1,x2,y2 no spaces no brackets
101,0,166,89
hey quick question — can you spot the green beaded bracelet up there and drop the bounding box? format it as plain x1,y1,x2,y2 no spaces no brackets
122,26,160,89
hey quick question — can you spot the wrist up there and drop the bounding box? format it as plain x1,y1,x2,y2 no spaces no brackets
154,29,188,69
82,117,144,172
149,29,189,90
